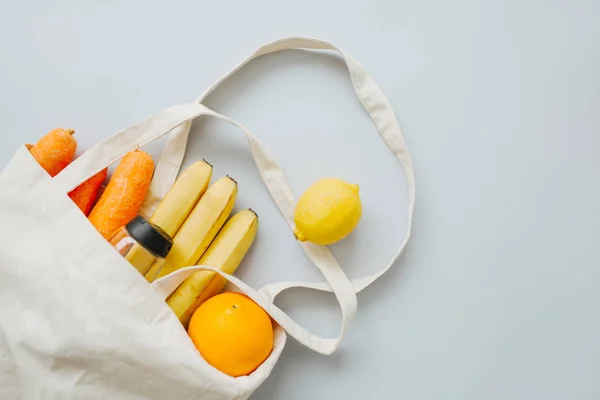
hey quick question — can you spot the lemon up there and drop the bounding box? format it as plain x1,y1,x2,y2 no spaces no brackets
293,178,362,245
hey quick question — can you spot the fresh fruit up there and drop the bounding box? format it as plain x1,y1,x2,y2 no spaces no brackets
29,128,77,177
188,292,273,377
145,176,237,282
293,177,362,245
123,243,159,276
110,216,173,276
68,168,108,216
107,225,156,275
149,160,213,237
167,209,258,327
137,160,213,277
88,150,154,240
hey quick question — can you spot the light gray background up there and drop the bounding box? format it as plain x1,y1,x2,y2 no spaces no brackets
1,1,599,399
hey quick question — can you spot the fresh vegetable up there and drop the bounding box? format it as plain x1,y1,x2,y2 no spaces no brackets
168,209,258,327
187,292,273,377
68,168,108,216
29,128,77,177
145,176,236,282
88,150,154,240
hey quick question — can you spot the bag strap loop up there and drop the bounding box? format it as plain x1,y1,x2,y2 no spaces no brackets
148,36,415,308
152,265,344,354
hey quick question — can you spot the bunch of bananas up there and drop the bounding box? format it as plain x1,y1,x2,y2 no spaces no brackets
140,160,258,328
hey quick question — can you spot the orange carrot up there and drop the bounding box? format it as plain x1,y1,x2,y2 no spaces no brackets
68,168,108,216
88,150,154,240
29,128,77,177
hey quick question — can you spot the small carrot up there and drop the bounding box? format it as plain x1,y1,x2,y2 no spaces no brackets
68,167,108,216
29,128,78,177
88,150,154,240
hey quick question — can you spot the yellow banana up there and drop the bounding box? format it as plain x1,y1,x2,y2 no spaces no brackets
167,209,258,327
151,159,213,237
132,160,212,277
125,244,157,276
146,176,237,282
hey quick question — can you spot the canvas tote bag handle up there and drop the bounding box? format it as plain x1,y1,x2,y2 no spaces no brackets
51,102,357,355
150,265,340,354
146,38,416,306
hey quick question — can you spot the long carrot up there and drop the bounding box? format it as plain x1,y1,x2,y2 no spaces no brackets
68,168,108,216
88,150,154,240
29,128,77,177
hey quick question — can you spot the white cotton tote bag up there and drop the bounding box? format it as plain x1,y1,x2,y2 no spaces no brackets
0,37,415,399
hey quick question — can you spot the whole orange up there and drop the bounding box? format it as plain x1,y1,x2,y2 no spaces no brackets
188,292,274,377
